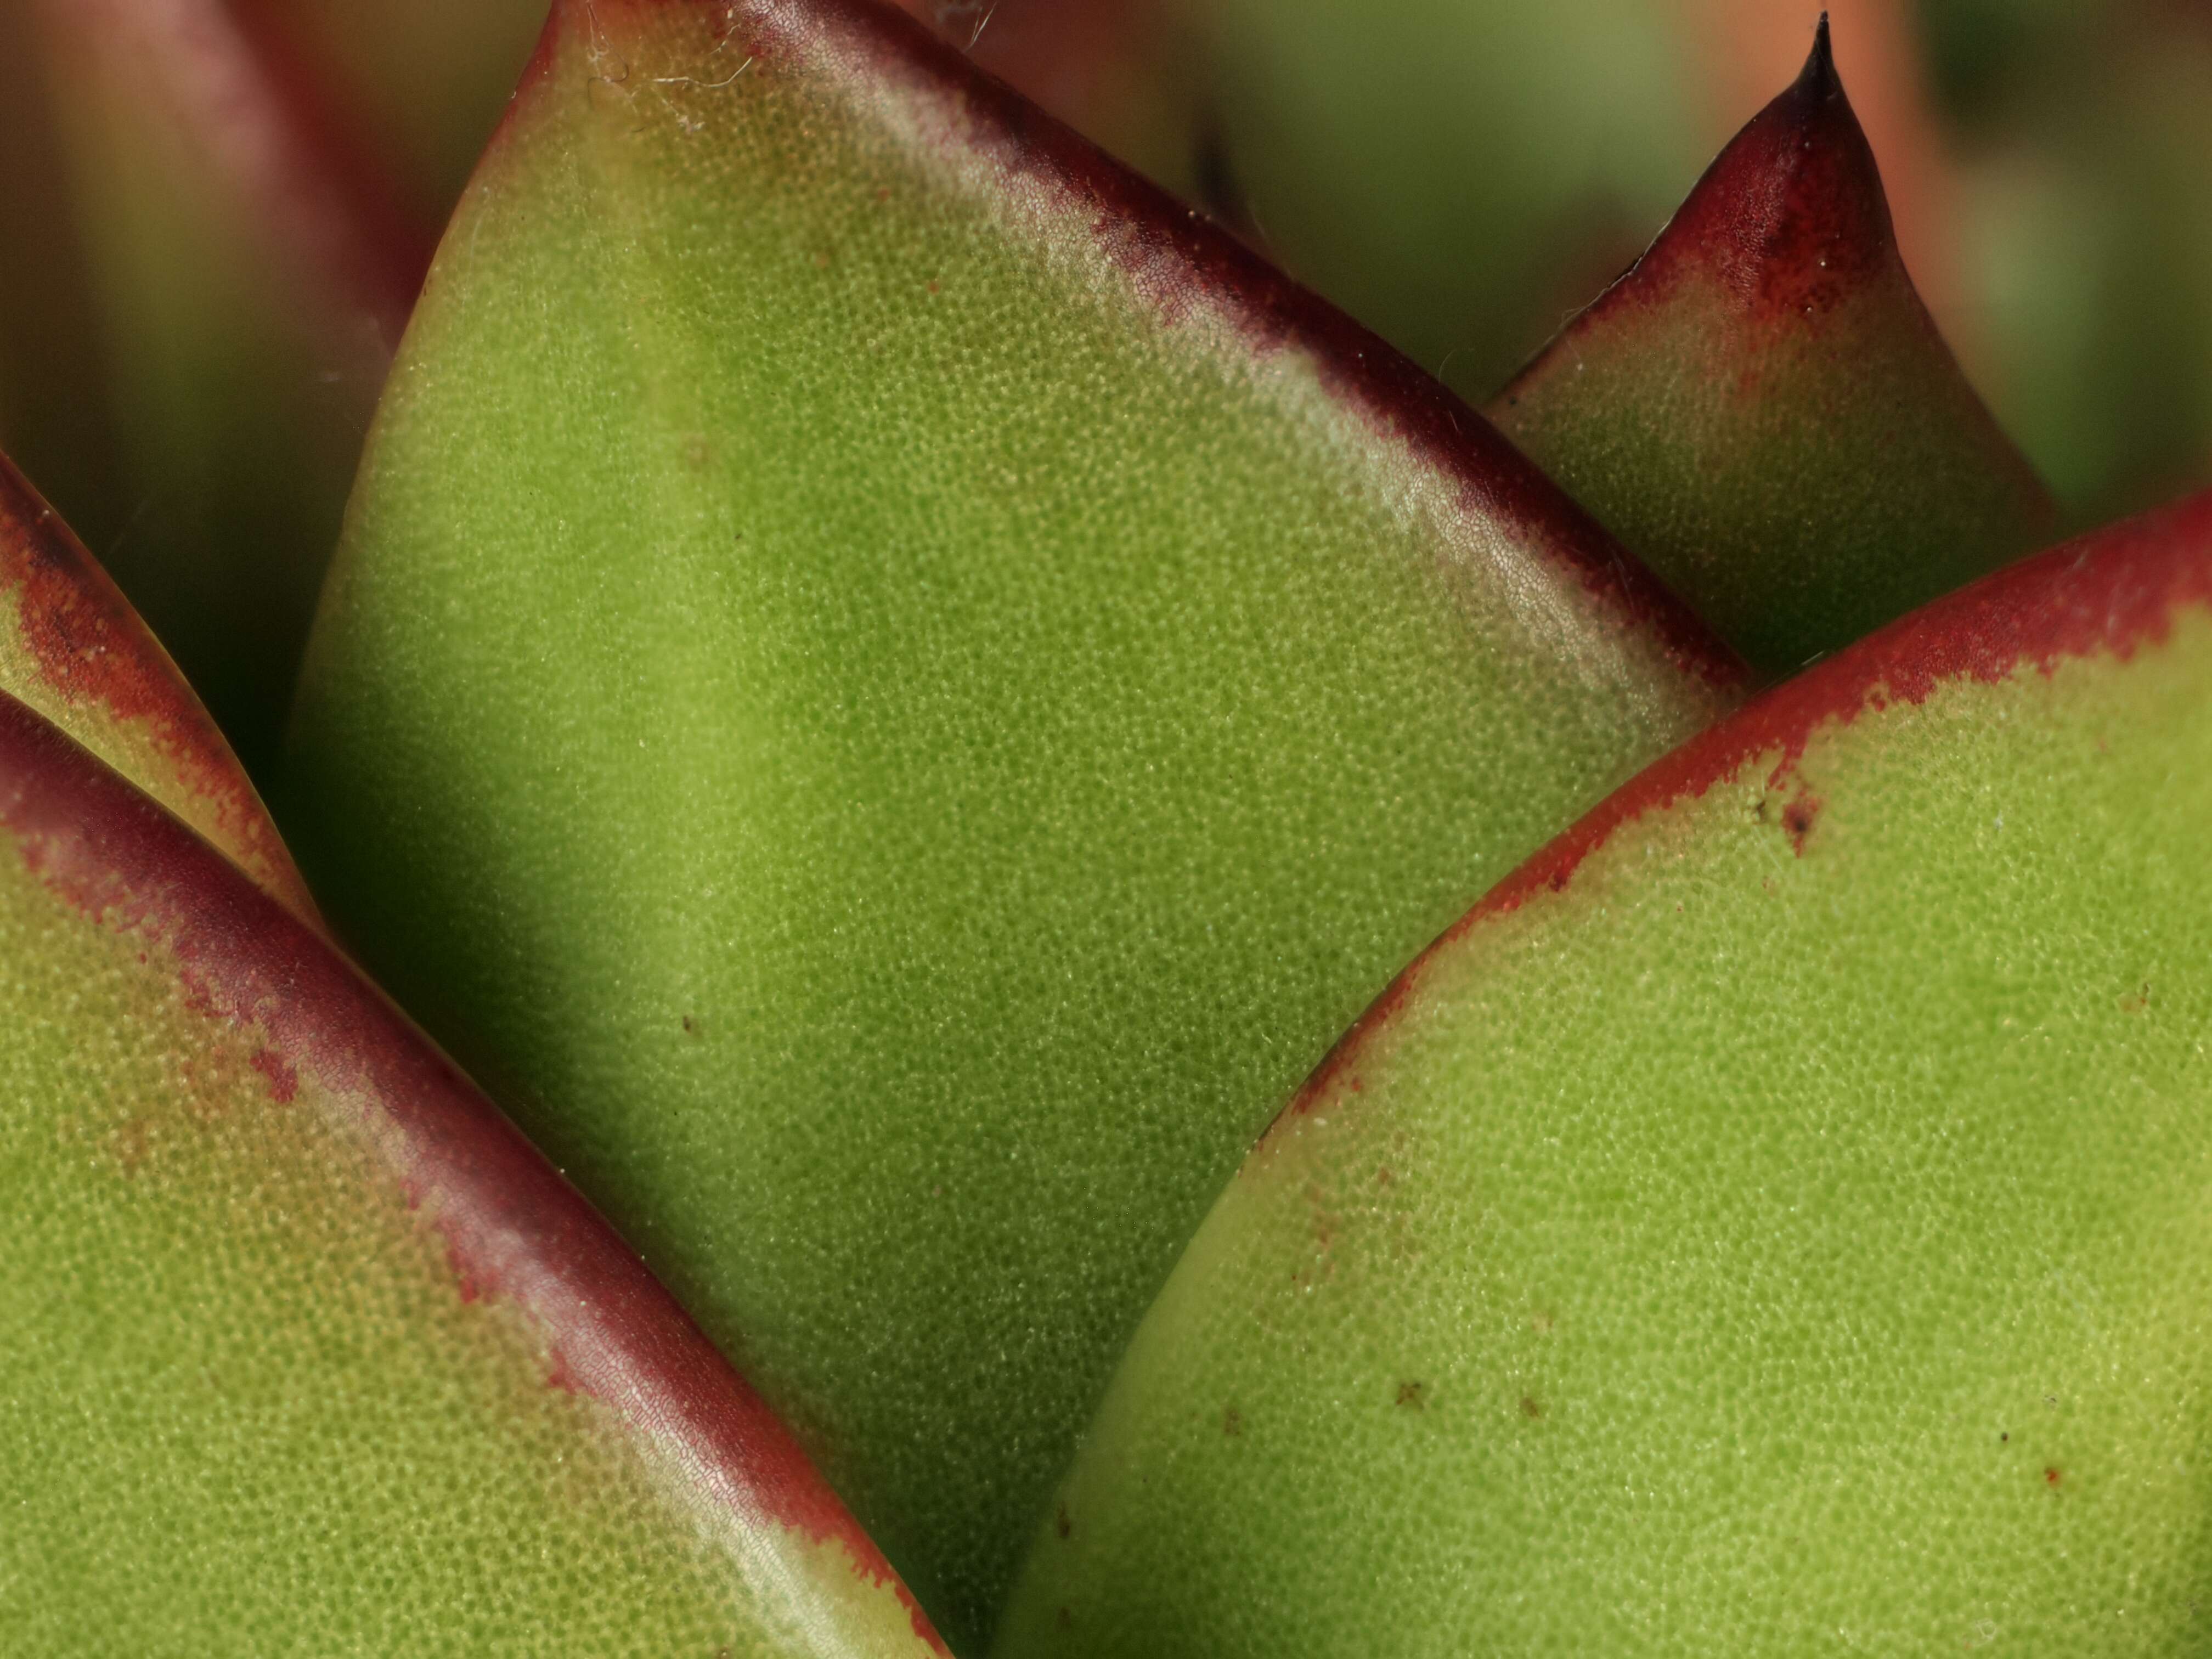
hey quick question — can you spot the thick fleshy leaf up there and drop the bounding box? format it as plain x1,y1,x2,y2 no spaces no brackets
284,0,1742,1641
1489,21,2058,678
16,0,432,771
0,690,944,1656
997,491,2212,1656
0,452,314,924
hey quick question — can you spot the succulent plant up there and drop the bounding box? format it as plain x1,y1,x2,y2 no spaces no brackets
5,2,2211,1655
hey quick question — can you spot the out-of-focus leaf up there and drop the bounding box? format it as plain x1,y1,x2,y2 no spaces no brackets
238,0,554,230
998,491,2212,1656
1489,22,2056,678
284,0,1743,1644
1943,4,2212,524
0,688,946,1656
0,449,314,924
1166,0,1713,404
15,0,432,772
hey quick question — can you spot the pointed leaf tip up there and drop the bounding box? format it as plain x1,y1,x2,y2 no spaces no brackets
1486,8,2055,676
1804,12,1836,95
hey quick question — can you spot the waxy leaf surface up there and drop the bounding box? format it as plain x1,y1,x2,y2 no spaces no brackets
18,0,431,770
285,0,1741,1641
999,492,2212,1656
0,690,944,1657
1490,24,2057,678
0,451,313,922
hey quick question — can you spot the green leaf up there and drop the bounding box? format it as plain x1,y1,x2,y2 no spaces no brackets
1489,20,2059,678
996,490,2212,1655
0,689,945,1655
283,0,1740,1643
11,0,433,771
0,449,315,924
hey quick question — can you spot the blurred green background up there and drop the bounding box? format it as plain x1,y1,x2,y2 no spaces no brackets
1,0,2207,775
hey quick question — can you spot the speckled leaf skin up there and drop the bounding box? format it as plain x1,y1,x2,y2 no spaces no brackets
1490,24,2057,680
0,451,314,924
998,491,2212,1657
18,0,431,773
0,689,946,1657
282,0,1742,1642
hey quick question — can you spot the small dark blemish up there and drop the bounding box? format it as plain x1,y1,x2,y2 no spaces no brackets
2044,1467,2062,1488
1782,793,1820,854
1375,1166,1393,1187
1057,1607,1071,1631
2000,1432,2008,1443
1396,1381,1426,1410
1223,1406,1242,1437
1520,1395,1543,1419
1055,1502,1072,1540
682,1014,701,1036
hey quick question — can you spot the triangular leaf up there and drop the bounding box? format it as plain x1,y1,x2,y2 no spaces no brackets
1489,19,2058,677
285,0,1741,1642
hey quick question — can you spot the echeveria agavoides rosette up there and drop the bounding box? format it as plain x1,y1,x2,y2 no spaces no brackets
0,679,945,1655
282,0,1743,1643
1490,20,2058,679
997,490,2212,1656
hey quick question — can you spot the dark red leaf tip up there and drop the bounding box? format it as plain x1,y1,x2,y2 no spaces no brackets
1616,8,1891,321
1804,13,1837,99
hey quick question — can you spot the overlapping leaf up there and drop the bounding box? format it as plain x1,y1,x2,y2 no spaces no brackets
0,601,945,1655
1000,490,2212,1656
283,0,1742,1643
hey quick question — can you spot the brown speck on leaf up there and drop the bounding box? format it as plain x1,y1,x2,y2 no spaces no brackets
811,249,831,269
926,279,941,295
1223,1406,1242,1437
1531,1311,1555,1334
1782,792,1822,854
1055,1502,1071,1540
2045,1466,2062,1487
1396,1381,1426,1410
681,1014,698,1035
1375,1165,1393,1187
1520,1395,1543,1419
1057,1607,1071,1630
